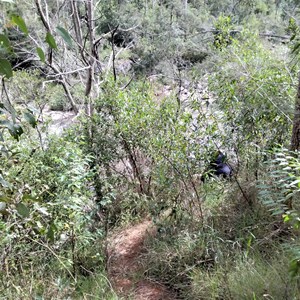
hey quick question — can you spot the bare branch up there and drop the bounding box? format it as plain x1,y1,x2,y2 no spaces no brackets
111,26,119,82
35,0,51,32
47,66,91,77
35,0,53,64
70,0,83,47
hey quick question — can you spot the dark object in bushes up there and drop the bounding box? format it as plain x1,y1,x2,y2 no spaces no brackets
201,151,233,182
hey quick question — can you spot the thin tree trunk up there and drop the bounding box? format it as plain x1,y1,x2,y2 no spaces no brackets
183,0,188,12
288,73,300,210
85,0,97,117
35,0,78,113
70,0,83,47
290,74,300,151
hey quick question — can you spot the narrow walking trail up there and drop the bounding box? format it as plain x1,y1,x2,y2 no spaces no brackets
107,220,176,300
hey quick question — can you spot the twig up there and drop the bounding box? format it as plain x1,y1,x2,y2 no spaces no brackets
2,79,17,123
28,237,76,281
47,66,91,77
110,25,119,82
120,75,134,90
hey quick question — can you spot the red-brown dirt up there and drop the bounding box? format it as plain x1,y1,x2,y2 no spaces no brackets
107,220,176,300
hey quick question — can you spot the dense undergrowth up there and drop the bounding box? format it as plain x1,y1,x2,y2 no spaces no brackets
140,182,300,299
2,78,300,298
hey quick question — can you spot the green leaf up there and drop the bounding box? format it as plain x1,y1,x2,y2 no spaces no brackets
292,42,300,54
47,222,57,242
0,195,10,202
45,32,57,49
16,202,30,218
24,111,37,128
289,259,300,277
0,34,12,51
8,123,23,140
22,193,38,202
0,58,13,78
290,33,297,41
283,214,290,223
0,175,11,189
36,47,45,62
0,120,24,140
11,14,28,35
289,179,300,187
56,26,73,48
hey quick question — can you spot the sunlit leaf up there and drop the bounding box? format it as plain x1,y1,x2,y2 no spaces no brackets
0,195,10,202
289,179,300,187
283,214,290,222
22,193,38,202
36,47,45,62
11,14,28,35
45,32,57,49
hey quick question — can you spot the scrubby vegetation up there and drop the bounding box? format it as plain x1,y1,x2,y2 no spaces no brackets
2,0,300,299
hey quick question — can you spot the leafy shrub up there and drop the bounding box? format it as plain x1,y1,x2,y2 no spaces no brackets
84,78,227,226
0,132,110,297
213,15,234,49
258,147,300,278
5,70,72,111
208,31,295,178
47,83,72,111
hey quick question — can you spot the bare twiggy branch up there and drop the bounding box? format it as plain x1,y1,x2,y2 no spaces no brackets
70,0,83,47
47,66,91,77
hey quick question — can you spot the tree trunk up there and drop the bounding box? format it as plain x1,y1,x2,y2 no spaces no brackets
290,74,300,151
70,0,83,47
183,0,188,12
84,0,98,117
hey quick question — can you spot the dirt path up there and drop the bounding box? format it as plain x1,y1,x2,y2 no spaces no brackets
107,220,176,300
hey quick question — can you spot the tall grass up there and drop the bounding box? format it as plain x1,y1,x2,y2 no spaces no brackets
190,253,300,300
